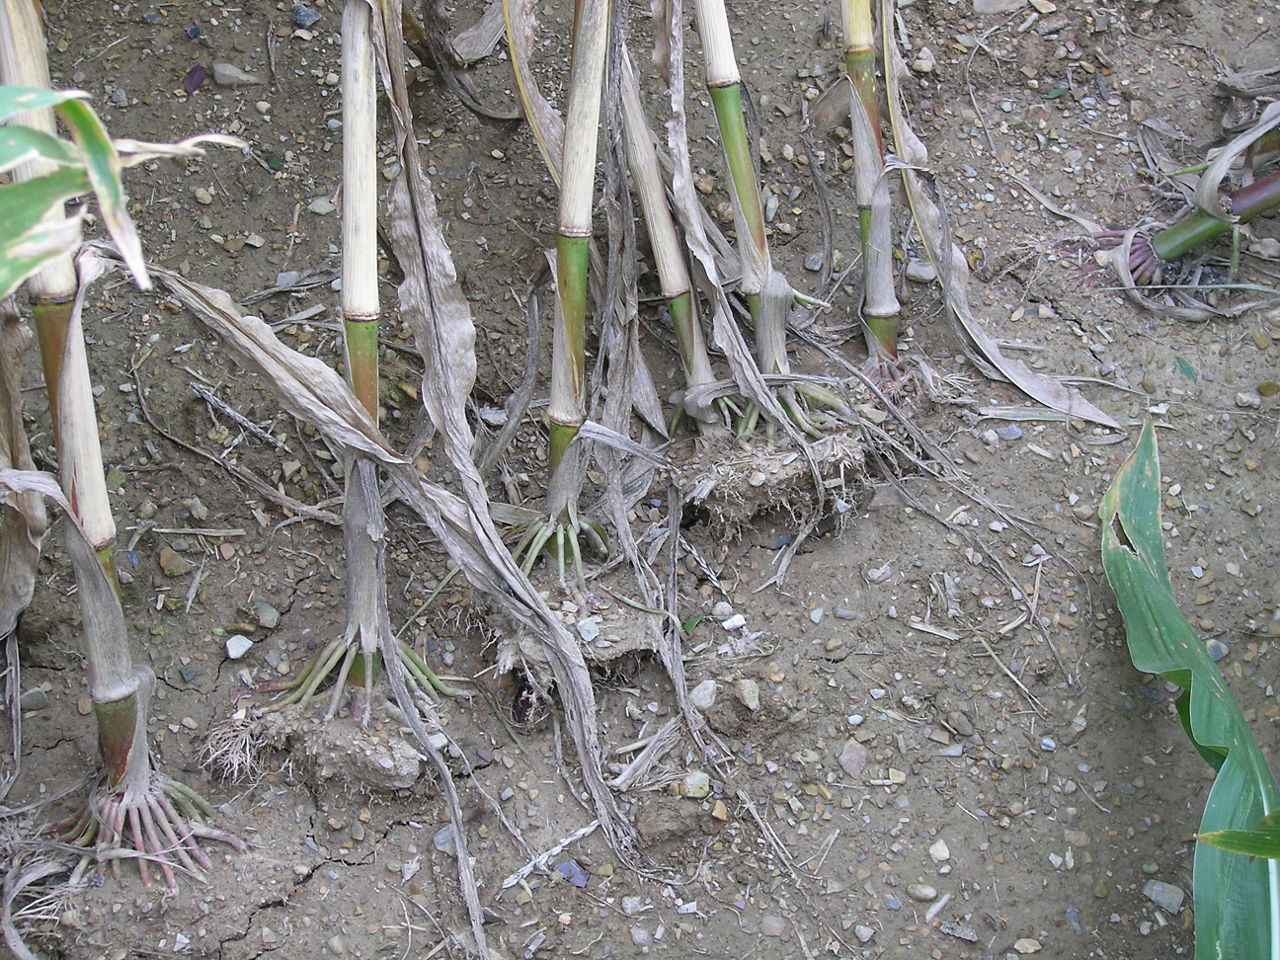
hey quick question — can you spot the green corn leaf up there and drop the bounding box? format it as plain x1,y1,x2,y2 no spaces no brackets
0,167,92,300
54,97,149,288
1200,824,1280,860
1100,421,1280,960
0,85,90,124
0,124,81,176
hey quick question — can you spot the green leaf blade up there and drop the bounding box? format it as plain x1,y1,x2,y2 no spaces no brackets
54,98,150,288
1101,421,1280,960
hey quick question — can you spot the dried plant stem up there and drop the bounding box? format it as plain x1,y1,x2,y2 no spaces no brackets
619,56,718,427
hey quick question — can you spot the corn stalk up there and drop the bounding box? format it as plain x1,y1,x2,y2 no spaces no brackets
546,0,610,523
619,55,718,429
843,0,899,358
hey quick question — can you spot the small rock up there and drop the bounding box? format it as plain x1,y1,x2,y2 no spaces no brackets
929,839,951,862
327,936,345,955
735,679,761,711
722,613,747,630
712,601,734,619
211,62,263,87
760,915,787,937
974,0,1026,11
225,634,254,660
711,799,729,821
808,606,824,624
20,688,48,711
254,100,271,115
1206,639,1229,662
1064,829,1090,847
1236,391,1262,409
803,253,824,272
1142,879,1184,914
576,617,601,642
690,680,717,709
838,739,868,778
193,187,214,205
260,927,278,944
907,882,938,902
629,927,653,947
854,924,875,943
905,260,937,282
158,545,191,577
308,197,336,215
910,47,936,73
293,4,323,27
77,696,92,716
1040,737,1056,752
997,424,1023,441
1014,938,1042,954
1141,859,1159,875
682,770,711,799
432,824,455,852
621,896,644,917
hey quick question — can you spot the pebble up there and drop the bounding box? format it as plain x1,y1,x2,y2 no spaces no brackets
308,197,336,215
803,253,824,272
629,927,653,947
1014,938,1042,954
193,187,214,206
854,924,875,943
690,680,717,709
682,770,711,799
1236,391,1262,409
432,824,454,852
1206,639,1229,661
997,424,1023,441
910,47,936,73
735,679,761,711
211,63,262,87
929,839,951,862
722,613,747,630
905,260,937,282
760,915,787,937
1141,859,1159,875
1142,879,1184,914
809,606,824,624
252,599,280,630
20,688,48,711
225,634,254,660
621,896,644,917
712,601,734,619
576,617,600,642
838,739,868,778
327,936,345,955
293,4,323,27
907,882,937,902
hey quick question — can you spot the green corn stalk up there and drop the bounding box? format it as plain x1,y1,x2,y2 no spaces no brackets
547,0,610,518
842,0,899,358
691,0,780,364
337,0,384,705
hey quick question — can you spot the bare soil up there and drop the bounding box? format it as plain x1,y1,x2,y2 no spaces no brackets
7,0,1280,958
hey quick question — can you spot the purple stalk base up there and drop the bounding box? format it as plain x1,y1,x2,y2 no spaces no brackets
50,772,245,892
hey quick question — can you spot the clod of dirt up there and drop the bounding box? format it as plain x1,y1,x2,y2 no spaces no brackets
685,433,865,536
258,709,422,792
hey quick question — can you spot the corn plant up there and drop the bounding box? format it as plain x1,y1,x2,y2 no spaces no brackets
842,0,900,359
258,0,457,717
0,0,242,892
1102,421,1280,959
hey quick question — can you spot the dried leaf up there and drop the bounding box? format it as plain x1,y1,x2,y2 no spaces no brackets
881,1,1120,430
